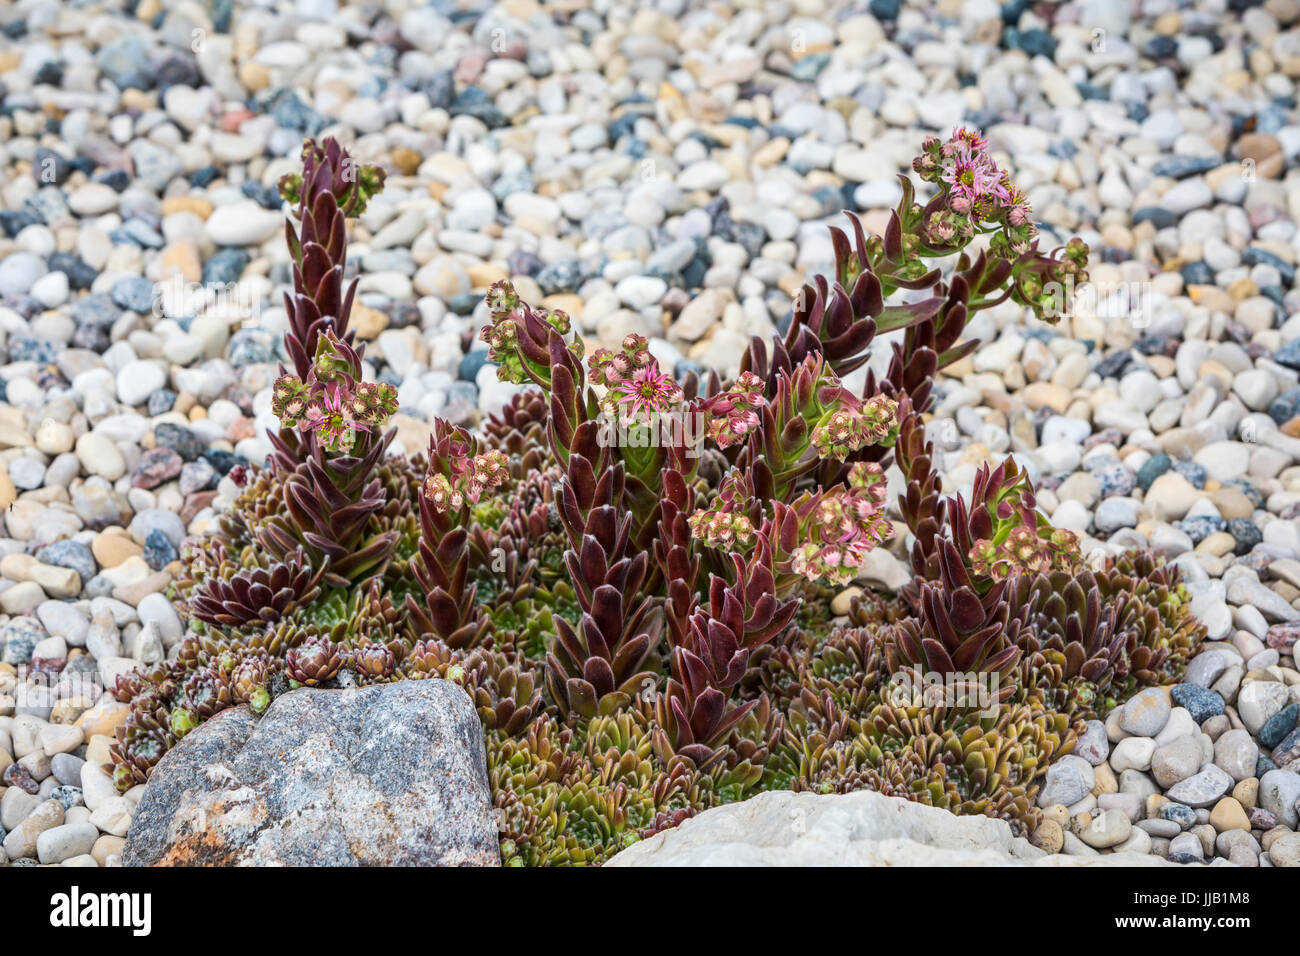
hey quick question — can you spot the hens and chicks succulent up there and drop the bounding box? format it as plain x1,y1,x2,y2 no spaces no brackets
109,134,1202,865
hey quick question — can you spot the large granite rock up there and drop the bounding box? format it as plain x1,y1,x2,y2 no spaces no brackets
123,680,499,866
606,790,1172,867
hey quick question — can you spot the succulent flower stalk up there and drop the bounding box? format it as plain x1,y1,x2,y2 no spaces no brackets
480,279,581,388
271,137,388,468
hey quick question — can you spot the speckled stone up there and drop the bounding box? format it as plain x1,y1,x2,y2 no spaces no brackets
1171,683,1224,724
1138,453,1172,492
1259,705,1299,750
122,680,499,866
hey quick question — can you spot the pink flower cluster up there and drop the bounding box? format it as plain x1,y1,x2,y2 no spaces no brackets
790,463,894,586
271,331,398,454
967,526,1081,581
589,334,684,424
811,393,898,461
913,128,1033,246
424,448,510,513
698,372,766,448
687,472,757,551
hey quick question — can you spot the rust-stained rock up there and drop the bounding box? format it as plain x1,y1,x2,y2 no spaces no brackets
122,680,499,866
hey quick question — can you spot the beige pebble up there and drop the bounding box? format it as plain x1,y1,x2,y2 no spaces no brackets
1209,796,1250,832
1029,818,1064,853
